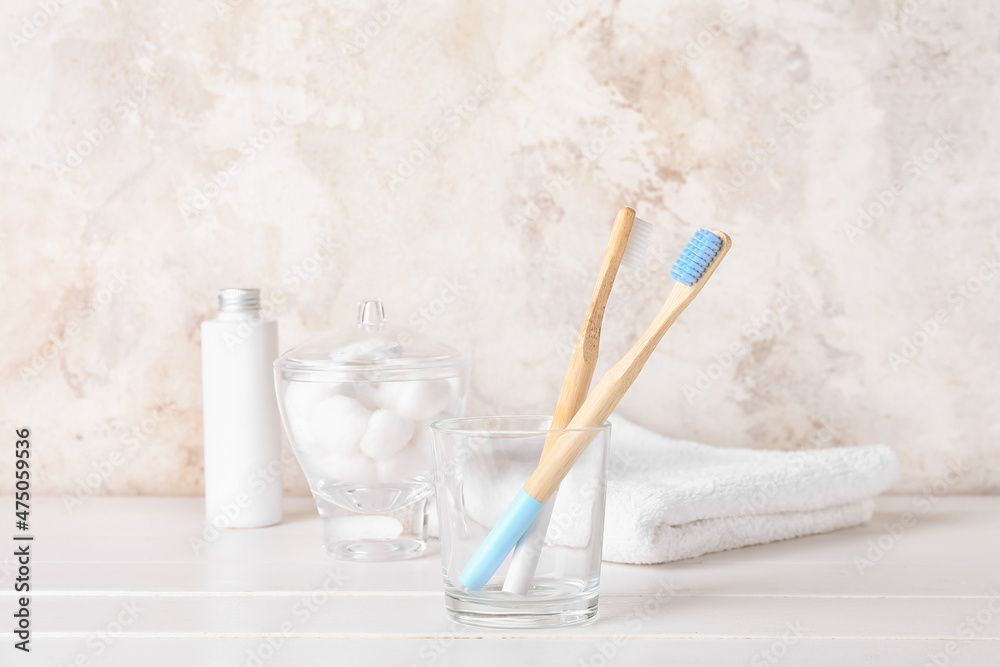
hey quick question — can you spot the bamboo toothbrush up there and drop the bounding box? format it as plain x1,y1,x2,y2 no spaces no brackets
461,228,732,591
502,206,651,594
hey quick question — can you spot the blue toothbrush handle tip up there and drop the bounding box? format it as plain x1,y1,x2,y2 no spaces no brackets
460,489,545,591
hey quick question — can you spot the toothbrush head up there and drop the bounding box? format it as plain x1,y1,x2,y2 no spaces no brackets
621,217,653,272
670,229,724,286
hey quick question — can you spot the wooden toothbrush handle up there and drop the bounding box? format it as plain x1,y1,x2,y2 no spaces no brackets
525,230,732,502
542,207,636,452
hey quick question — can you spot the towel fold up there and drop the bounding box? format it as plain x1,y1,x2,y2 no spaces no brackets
428,415,900,564
599,415,899,563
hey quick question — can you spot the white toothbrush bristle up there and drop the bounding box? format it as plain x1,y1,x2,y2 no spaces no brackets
621,217,653,271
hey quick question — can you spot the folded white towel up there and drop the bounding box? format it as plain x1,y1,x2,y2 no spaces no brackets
429,415,900,564
599,415,900,563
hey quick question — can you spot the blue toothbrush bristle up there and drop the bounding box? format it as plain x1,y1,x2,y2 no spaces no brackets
670,229,722,286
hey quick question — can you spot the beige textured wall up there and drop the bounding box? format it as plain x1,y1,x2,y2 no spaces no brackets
1,0,997,500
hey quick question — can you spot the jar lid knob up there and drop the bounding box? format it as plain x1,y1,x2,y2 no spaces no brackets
357,299,386,329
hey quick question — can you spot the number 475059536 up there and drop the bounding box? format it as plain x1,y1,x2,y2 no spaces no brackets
15,428,30,527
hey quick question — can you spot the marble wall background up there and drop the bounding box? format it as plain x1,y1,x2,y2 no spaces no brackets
1,0,997,500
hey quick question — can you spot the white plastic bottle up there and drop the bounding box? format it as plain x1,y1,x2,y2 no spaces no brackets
201,288,283,528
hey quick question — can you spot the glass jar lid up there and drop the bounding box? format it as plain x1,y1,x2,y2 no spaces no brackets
274,299,466,379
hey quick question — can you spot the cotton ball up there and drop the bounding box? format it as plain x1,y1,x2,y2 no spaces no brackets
374,382,402,410
283,382,338,450
309,396,371,456
359,409,414,460
319,451,379,485
393,380,453,420
346,382,380,410
287,422,319,451
375,446,429,483
283,381,337,423
325,381,378,408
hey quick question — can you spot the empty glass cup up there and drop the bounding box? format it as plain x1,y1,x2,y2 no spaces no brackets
430,416,610,628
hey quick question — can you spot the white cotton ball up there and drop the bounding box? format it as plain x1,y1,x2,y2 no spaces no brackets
374,382,402,410
326,381,358,396
283,381,337,423
285,419,317,451
318,451,379,485
283,382,339,450
393,380,453,421
308,395,371,456
359,409,414,460
324,515,403,542
375,446,429,483
346,382,380,410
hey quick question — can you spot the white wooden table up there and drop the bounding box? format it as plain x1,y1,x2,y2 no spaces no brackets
1,496,998,666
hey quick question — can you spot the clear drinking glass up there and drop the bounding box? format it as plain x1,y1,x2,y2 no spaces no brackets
430,416,610,628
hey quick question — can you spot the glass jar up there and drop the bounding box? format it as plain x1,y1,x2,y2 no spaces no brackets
274,299,468,561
